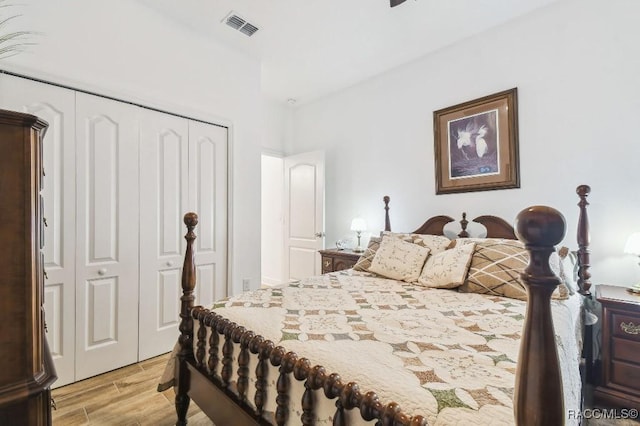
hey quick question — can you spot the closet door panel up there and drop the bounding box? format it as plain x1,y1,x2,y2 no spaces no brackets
0,74,76,387
188,121,228,306
75,93,139,380
139,110,189,360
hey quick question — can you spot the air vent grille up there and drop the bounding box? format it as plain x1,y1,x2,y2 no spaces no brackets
223,12,259,37
226,15,245,30
239,23,259,37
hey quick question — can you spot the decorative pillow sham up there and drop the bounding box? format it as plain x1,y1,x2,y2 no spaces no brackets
457,238,569,301
352,237,381,271
417,242,476,289
382,231,451,255
368,237,431,282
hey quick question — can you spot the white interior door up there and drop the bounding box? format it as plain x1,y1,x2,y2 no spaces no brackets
138,110,189,360
75,93,140,380
0,75,77,387
188,121,228,307
283,151,325,280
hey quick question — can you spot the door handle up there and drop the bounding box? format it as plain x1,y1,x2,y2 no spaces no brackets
314,231,325,238
97,268,107,276
166,261,174,267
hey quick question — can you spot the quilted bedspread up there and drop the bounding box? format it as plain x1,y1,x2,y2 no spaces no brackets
160,270,583,425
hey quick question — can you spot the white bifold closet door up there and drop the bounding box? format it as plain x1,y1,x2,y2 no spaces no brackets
138,111,189,360
188,121,228,310
0,75,77,387
138,114,228,360
0,73,229,381
74,93,140,380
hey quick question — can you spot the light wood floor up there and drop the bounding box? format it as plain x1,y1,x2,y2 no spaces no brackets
51,355,639,425
51,353,213,425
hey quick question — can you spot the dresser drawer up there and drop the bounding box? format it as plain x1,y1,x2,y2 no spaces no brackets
612,312,640,342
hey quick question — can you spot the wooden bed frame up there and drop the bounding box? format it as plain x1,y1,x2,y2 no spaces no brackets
174,185,593,426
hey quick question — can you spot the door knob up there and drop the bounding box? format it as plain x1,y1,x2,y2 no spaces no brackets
314,231,325,238
166,261,174,267
97,268,107,276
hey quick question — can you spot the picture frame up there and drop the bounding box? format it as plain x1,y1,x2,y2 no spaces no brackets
433,88,519,194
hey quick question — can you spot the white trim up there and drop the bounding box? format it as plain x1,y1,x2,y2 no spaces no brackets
226,125,235,297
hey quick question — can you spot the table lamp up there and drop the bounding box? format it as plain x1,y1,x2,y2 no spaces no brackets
624,232,640,265
351,217,367,253
625,232,640,291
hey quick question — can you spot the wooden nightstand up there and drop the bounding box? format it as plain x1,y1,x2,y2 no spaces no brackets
319,248,361,273
595,284,640,410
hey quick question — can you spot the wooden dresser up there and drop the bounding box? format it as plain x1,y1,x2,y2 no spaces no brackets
0,109,56,424
595,284,640,410
319,248,361,273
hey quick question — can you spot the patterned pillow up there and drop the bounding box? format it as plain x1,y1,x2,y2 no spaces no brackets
352,237,382,271
382,231,451,255
458,239,568,300
369,237,431,282
417,242,476,289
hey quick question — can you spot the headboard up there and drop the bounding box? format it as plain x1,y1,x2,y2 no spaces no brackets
381,186,592,296
382,197,517,240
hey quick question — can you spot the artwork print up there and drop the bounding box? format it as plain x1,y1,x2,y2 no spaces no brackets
448,110,499,179
433,88,519,194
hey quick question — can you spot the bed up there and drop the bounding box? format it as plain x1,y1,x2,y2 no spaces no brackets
159,184,594,426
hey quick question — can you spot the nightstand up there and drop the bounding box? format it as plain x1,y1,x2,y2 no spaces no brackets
318,248,361,273
594,284,640,410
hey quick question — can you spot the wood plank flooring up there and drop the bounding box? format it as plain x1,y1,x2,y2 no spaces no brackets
51,353,213,425
51,354,639,425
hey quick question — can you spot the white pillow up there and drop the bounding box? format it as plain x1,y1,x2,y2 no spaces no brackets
417,242,476,288
381,231,451,255
369,237,431,282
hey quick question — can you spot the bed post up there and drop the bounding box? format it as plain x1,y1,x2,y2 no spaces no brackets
576,185,592,296
176,212,198,426
383,196,391,232
513,206,566,426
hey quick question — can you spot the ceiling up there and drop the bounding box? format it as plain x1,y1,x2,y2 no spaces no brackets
138,0,559,105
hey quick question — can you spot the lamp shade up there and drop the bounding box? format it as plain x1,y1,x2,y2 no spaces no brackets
350,217,367,232
624,232,640,256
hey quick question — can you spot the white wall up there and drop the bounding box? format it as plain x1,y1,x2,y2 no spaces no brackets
1,0,263,294
291,0,640,286
261,155,285,286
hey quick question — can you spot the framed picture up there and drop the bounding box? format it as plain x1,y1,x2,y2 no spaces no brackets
433,88,519,194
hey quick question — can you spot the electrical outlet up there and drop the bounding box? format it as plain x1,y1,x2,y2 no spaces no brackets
242,278,250,291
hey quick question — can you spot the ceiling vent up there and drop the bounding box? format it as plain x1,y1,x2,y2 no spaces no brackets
223,11,259,37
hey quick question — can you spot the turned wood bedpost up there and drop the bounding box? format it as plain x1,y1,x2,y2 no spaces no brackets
576,185,592,296
384,196,391,232
514,206,566,426
176,212,198,426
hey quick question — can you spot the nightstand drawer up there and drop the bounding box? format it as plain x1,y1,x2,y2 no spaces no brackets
612,312,640,342
610,360,640,393
319,249,361,274
612,337,640,364
322,257,333,274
